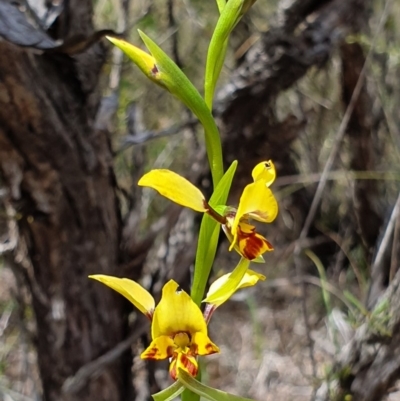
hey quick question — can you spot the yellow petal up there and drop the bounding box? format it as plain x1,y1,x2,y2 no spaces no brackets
107,37,162,85
251,160,276,186
237,268,266,288
151,280,208,340
238,181,278,223
231,180,278,248
141,335,175,360
205,268,265,307
202,258,250,307
191,332,219,355
138,170,207,212
169,352,198,380
89,275,155,317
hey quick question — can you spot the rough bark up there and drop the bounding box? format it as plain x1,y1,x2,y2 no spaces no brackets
0,2,133,400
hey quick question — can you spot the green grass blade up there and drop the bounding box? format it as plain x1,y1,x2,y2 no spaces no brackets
343,290,369,317
305,249,332,316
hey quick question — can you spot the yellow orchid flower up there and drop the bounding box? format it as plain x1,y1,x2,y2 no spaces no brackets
138,160,278,260
89,269,265,379
90,276,217,379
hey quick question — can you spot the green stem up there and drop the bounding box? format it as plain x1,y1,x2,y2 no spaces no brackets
204,0,243,110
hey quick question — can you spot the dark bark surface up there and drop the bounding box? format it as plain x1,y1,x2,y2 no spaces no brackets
0,2,133,400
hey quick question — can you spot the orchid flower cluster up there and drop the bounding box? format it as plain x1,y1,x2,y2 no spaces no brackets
90,1,278,400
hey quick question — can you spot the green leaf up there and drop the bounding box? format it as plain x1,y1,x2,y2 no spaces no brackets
191,161,238,305
209,160,238,207
138,31,224,187
152,381,184,401
178,369,256,401
192,215,220,306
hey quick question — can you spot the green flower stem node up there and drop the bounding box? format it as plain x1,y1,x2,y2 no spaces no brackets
152,381,184,401
178,369,256,401
191,161,238,305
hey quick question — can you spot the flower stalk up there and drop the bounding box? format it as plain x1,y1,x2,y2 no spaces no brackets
98,2,274,399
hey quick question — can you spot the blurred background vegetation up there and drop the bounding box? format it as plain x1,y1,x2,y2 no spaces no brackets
0,0,399,400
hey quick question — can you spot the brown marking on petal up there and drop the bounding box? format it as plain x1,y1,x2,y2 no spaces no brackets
190,342,198,355
179,354,198,377
238,227,273,260
168,345,175,356
169,357,178,380
142,344,175,360
205,343,219,354
141,347,159,360
191,341,219,356
151,64,159,75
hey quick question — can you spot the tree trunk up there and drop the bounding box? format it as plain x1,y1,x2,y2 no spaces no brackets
0,2,133,400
